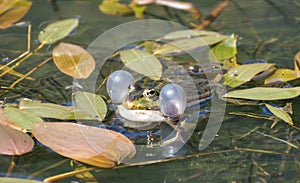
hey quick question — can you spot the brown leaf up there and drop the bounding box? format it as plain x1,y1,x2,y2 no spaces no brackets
0,124,34,155
32,122,136,168
0,0,32,29
52,42,95,79
294,50,300,72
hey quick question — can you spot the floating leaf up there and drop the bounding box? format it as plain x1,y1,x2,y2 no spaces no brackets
0,124,34,155
223,87,300,100
75,92,107,121
154,35,227,55
4,107,43,130
224,63,275,88
0,0,32,29
0,177,43,183
265,104,293,125
294,51,300,72
212,34,237,61
38,18,79,44
52,42,95,79
19,103,73,120
264,69,300,84
120,49,162,80
99,0,133,16
0,108,23,131
32,122,136,168
161,30,224,40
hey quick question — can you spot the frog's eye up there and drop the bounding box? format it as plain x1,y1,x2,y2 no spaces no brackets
159,84,187,117
106,70,134,104
188,65,200,74
143,88,158,101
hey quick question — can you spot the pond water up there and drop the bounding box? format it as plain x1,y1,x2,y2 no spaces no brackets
1,0,300,182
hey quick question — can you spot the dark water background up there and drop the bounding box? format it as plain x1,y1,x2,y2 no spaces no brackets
1,0,300,182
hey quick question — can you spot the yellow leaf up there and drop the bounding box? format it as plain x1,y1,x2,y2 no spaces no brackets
264,69,300,84
52,42,95,79
224,63,275,88
294,50,300,72
99,0,133,16
0,0,32,29
265,104,293,125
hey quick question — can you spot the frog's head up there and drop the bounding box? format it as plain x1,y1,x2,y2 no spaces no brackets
122,83,160,110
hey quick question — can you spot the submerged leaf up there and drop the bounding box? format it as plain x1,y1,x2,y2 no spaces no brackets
32,122,136,168
265,104,293,125
223,87,300,100
154,35,227,55
0,0,32,29
52,42,95,79
264,69,300,84
38,18,79,44
120,49,162,80
99,0,133,16
75,92,107,121
224,63,275,88
4,107,43,130
0,124,34,155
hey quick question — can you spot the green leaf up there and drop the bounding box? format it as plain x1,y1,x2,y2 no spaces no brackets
0,124,34,155
4,107,43,130
130,4,147,19
19,103,73,120
38,18,79,44
224,63,275,88
265,104,293,125
32,122,136,168
0,177,43,183
120,49,162,80
75,92,107,121
154,35,227,55
223,87,300,100
161,30,224,40
212,34,237,60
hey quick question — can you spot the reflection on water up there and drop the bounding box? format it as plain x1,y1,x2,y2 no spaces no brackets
0,0,300,182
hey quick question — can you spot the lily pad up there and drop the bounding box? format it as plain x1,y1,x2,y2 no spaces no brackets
38,18,79,44
74,92,107,121
265,104,293,125
0,124,34,155
4,107,43,131
120,49,162,80
224,63,275,88
52,42,96,79
32,122,136,168
223,87,300,100
0,0,32,29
